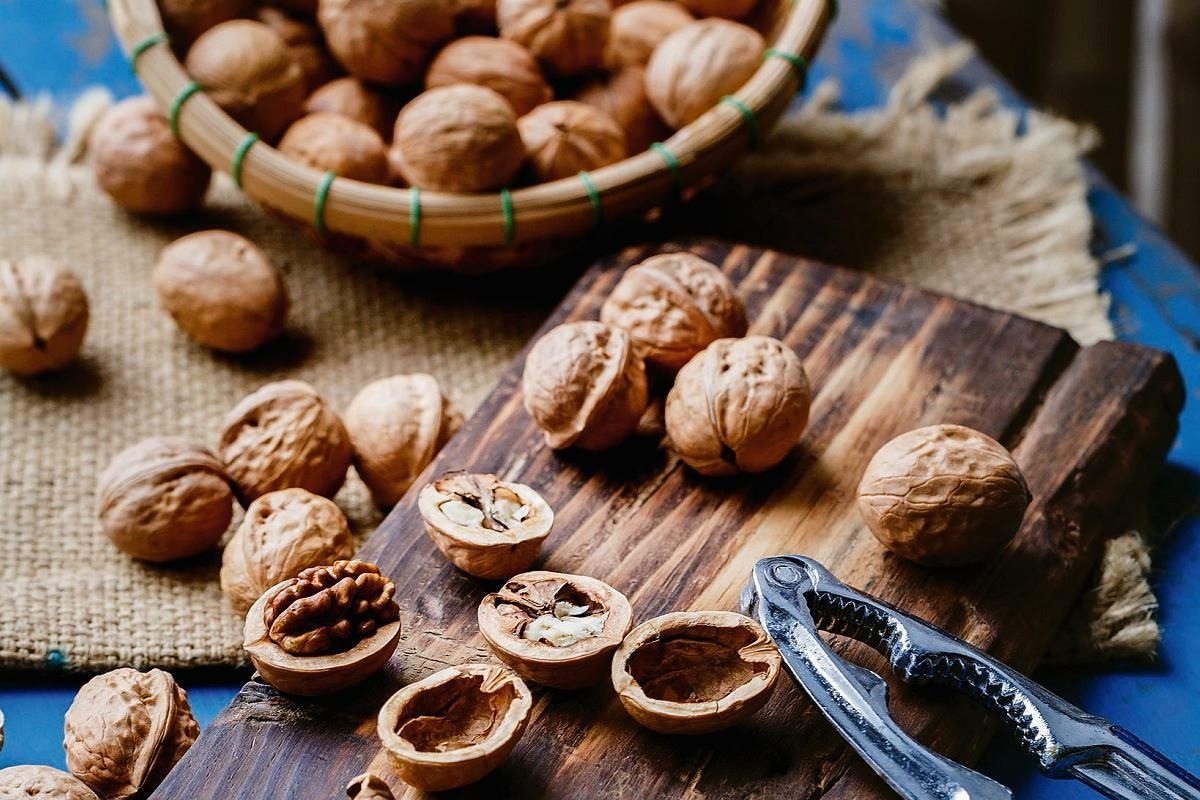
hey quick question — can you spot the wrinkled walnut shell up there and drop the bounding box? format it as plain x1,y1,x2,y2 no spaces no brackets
518,101,627,182
377,664,532,792
479,571,632,688
418,472,553,579
279,113,391,183
426,36,552,117
497,0,611,76
304,77,399,140
0,766,99,800
857,424,1032,566
575,66,670,154
645,18,764,128
522,320,649,450
157,0,255,51
605,0,693,68
0,255,89,376
318,0,455,86
256,5,342,92
612,611,780,734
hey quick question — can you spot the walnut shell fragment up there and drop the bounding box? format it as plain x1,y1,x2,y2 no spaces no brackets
279,112,391,184
645,18,765,128
318,0,455,86
377,664,532,792
0,766,99,800
611,611,780,734
665,335,810,475
497,0,611,76
479,571,632,688
517,101,627,182
425,36,552,117
63,668,199,799
0,255,89,376
857,424,1032,566
346,772,395,800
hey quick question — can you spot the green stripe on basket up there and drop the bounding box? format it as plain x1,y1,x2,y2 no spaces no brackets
128,32,168,73
764,48,808,89
500,188,515,246
167,81,201,139
720,95,761,150
578,171,602,229
650,142,683,196
409,186,422,247
313,171,335,234
230,133,259,190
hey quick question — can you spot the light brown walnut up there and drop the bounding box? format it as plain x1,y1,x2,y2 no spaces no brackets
518,101,627,182
605,0,693,68
497,0,611,76
575,66,669,154
304,77,400,140
157,0,255,51
279,113,391,183
0,255,89,376
318,0,455,86
645,18,764,128
0,766,99,800
426,36,552,116
256,5,342,92
346,773,395,800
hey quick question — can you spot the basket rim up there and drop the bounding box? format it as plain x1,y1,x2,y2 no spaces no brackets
107,0,834,249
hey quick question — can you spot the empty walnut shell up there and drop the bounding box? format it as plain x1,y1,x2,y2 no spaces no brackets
257,5,342,92
645,18,765,128
857,424,1032,566
426,36,552,117
611,611,780,734
522,321,649,450
279,112,391,183
63,668,199,799
0,255,89,376
243,560,402,695
605,0,693,69
518,101,627,182
318,0,455,86
377,664,532,792
575,66,671,154
304,77,399,140
417,472,553,579
218,380,354,504
479,571,632,688
601,252,747,373
220,487,355,616
0,766,99,800
497,0,611,76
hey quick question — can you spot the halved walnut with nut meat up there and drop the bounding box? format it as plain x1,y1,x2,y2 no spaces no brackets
478,571,633,689
417,472,554,579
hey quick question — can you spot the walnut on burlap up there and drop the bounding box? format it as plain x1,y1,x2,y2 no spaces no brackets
0,47,1157,671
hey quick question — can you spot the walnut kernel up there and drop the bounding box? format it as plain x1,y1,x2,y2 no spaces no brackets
497,0,611,76
0,255,89,376
518,101,627,182
645,18,765,128
279,112,391,183
318,0,455,86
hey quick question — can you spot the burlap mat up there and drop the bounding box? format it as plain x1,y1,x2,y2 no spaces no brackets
0,47,1158,671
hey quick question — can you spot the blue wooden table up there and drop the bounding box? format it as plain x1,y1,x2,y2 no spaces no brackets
2,1,1197,797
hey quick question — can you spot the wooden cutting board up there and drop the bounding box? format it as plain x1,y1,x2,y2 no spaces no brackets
154,238,1183,799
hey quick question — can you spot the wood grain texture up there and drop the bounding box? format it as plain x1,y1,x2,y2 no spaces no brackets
153,238,1184,799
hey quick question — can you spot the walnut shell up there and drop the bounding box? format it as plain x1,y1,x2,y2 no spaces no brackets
0,766,99,800
344,374,463,508
218,380,354,504
318,0,455,86
426,36,552,116
517,101,627,182
522,320,649,450
279,112,391,183
153,230,288,353
576,66,669,154
346,773,395,800
185,20,307,141
390,85,526,192
377,665,532,792
256,5,342,92
857,424,1032,566
605,0,693,69
304,77,400,140
601,252,747,372
478,571,632,688
157,0,256,51
665,336,810,475
97,437,234,562
454,0,498,33
645,18,764,128
275,0,319,14
90,96,211,215
63,668,199,799
496,0,611,76
611,611,780,734
679,0,757,18
417,471,553,579
219,487,355,616
0,255,89,376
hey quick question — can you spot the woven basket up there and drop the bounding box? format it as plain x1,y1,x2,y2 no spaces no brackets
107,0,834,271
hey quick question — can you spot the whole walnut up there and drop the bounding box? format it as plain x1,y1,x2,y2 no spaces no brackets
318,0,455,86
497,0,611,76
304,77,400,140
153,230,288,353
218,380,354,504
390,85,526,192
90,97,211,215
606,0,693,69
185,20,307,141
0,255,89,376
645,19,765,128
857,424,1031,566
575,67,670,155
220,487,354,615
522,321,648,450
679,0,757,19
344,374,463,507
665,336,810,475
280,113,391,183
518,101,627,182
63,668,199,800
601,252,746,372
455,0,498,32
257,5,342,92
426,37,551,116
97,437,234,562
157,0,255,51
0,766,99,800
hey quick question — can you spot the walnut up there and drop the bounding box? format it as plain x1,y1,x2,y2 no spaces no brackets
390,85,526,192
90,96,211,215
219,487,355,616
97,437,234,562
426,36,552,116
318,0,455,86
605,0,693,69
857,424,1032,566
218,380,354,504
304,77,400,140
417,471,553,579
645,18,765,128
346,773,395,800
157,0,255,51
243,560,403,695
455,0,498,33
275,0,318,14
63,668,199,799
601,252,747,372
611,611,780,734
577,66,670,155
521,321,649,450
679,0,757,19
256,5,342,93
153,230,288,353
0,767,99,800
496,0,611,76
184,20,307,142
665,336,810,475
517,101,627,182
279,113,391,184
377,665,532,792
0,255,89,376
